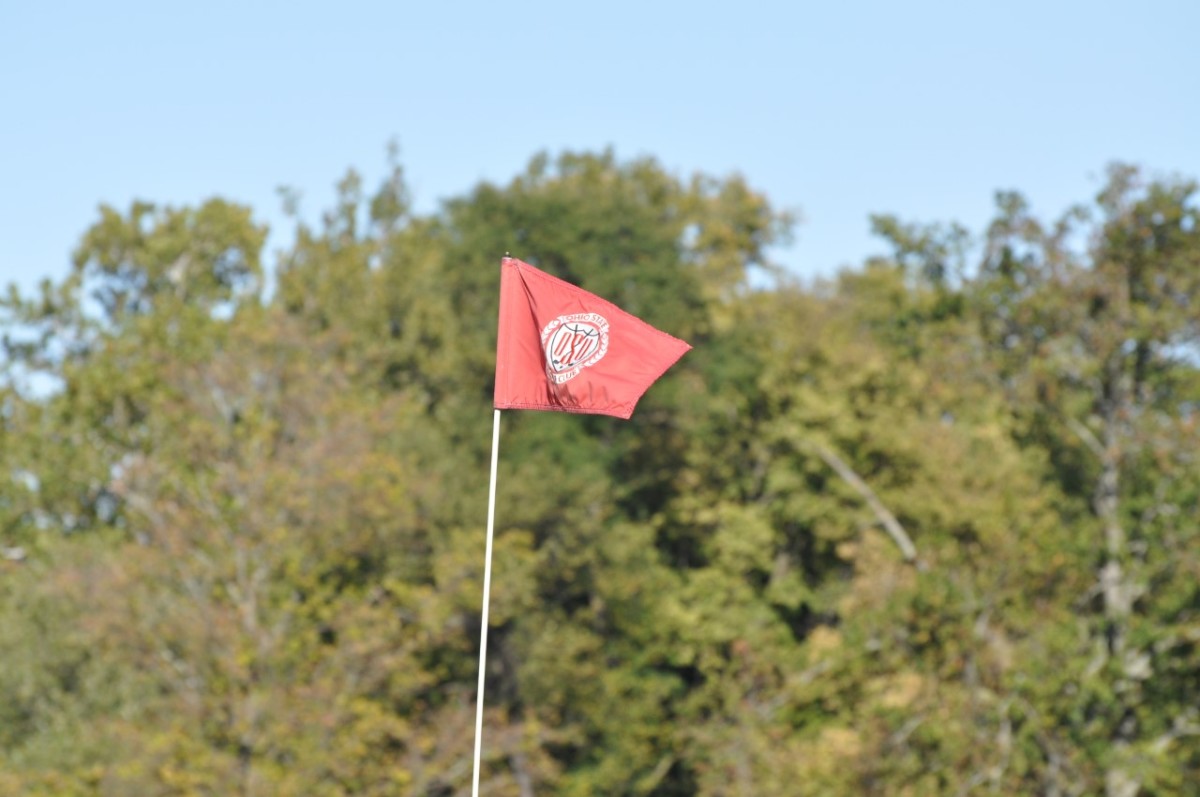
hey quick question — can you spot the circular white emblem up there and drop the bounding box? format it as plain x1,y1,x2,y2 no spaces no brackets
541,313,609,384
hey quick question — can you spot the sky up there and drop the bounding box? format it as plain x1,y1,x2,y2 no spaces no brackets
2,0,1198,296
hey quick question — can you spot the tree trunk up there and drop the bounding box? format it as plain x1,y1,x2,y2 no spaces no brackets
1096,440,1128,659
1095,398,1137,797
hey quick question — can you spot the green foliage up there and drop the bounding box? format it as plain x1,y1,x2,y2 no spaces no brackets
1,152,1197,795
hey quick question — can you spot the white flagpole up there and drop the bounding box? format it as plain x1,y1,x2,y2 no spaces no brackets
471,408,502,797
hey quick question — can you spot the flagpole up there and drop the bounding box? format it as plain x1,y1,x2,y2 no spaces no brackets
471,408,502,797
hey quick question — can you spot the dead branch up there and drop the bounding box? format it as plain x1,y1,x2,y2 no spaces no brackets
811,442,921,567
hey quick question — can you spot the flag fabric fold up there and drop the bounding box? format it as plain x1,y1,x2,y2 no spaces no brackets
494,257,692,419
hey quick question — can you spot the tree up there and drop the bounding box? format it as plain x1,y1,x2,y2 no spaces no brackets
977,164,1200,795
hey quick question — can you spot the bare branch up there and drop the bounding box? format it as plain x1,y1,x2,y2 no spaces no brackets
1066,416,1106,460
810,442,921,566
510,752,535,797
636,754,677,794
1150,710,1200,755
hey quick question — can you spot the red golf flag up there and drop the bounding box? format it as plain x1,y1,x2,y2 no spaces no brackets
494,257,692,419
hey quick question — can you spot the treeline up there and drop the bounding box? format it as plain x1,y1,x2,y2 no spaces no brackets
1,151,1197,796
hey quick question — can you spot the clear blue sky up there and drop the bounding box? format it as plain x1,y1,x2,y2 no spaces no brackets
2,0,1197,294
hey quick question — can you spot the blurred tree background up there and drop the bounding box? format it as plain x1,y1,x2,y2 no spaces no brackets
1,150,1197,796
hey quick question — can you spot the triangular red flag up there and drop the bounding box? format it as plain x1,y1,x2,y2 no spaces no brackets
494,257,692,419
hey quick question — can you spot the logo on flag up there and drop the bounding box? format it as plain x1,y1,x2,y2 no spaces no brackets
542,313,609,384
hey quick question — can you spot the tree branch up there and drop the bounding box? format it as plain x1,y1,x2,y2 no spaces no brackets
1066,416,1106,461
1150,710,1200,755
510,752,535,797
811,442,921,567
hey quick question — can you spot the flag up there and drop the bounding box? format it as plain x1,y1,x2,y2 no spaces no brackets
494,257,692,419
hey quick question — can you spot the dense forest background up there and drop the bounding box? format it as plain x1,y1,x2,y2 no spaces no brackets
1,150,1197,796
